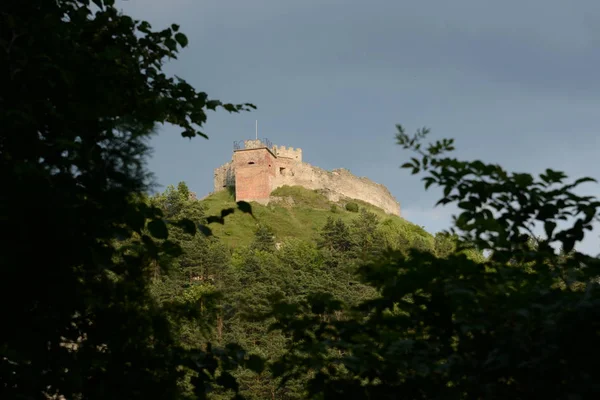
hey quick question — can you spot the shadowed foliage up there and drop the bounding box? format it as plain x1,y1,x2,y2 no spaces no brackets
1,0,256,398
266,125,600,400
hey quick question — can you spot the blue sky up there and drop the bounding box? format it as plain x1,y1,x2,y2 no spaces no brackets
120,0,600,254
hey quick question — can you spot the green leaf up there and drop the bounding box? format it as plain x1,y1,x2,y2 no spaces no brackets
126,210,146,233
175,32,188,47
206,100,221,110
175,218,196,235
165,38,177,52
141,235,159,258
216,371,239,391
573,177,597,186
237,201,253,215
220,208,235,219
161,240,183,257
457,201,475,211
513,173,534,187
245,354,265,373
138,21,152,33
538,204,558,220
582,206,597,223
456,212,471,227
563,238,575,253
541,169,567,184
207,216,224,225
222,103,237,112
198,225,213,236
148,219,168,239
271,360,286,378
423,177,436,189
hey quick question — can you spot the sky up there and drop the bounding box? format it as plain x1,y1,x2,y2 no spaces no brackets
120,0,600,254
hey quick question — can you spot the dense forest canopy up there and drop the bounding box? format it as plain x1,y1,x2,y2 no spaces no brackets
2,1,600,399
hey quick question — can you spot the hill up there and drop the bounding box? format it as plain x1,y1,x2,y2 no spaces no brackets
201,185,433,248
149,181,476,399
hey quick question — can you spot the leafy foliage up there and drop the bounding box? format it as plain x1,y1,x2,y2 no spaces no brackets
250,225,277,252
345,202,359,212
267,125,600,399
1,1,254,398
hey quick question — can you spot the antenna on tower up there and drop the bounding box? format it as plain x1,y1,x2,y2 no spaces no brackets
255,120,258,140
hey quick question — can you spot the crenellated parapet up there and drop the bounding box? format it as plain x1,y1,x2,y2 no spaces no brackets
272,145,302,161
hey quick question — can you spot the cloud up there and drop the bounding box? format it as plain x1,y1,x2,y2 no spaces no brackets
116,0,600,257
120,0,600,99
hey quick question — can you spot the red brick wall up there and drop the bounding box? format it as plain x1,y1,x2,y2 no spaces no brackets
233,148,276,202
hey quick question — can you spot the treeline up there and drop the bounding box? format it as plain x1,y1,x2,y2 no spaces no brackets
144,182,472,399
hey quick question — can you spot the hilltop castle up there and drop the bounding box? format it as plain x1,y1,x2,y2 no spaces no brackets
214,139,401,216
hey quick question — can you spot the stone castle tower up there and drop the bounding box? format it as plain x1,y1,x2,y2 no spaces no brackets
214,139,400,216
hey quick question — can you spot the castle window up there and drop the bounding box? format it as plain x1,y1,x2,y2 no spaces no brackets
248,161,255,165
279,167,286,175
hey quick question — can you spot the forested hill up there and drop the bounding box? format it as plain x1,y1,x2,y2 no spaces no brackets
146,182,474,399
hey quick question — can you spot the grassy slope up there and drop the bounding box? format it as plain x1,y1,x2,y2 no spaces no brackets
201,185,433,248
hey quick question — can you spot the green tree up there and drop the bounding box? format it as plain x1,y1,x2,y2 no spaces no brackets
269,125,600,399
349,209,386,260
1,1,256,398
223,247,303,399
152,182,205,221
316,215,378,307
149,184,233,353
433,232,457,258
278,239,323,275
250,225,277,253
318,217,352,255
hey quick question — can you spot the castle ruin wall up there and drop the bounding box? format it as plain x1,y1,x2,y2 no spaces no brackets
271,162,400,216
213,161,234,192
213,142,400,216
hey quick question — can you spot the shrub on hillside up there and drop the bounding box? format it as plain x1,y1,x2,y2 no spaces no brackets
345,202,359,212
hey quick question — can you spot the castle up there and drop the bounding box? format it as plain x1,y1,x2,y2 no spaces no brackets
214,139,401,216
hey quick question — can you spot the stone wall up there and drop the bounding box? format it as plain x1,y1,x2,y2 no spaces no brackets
213,161,234,192
270,161,400,216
